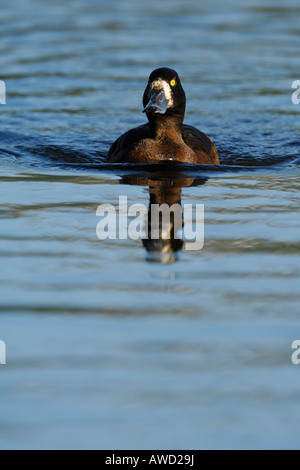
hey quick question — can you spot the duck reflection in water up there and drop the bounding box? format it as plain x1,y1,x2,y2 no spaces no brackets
122,168,207,264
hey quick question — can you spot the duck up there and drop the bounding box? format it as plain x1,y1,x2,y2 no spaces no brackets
107,68,220,165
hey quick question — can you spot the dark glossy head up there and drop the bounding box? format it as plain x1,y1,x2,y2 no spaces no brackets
143,68,186,123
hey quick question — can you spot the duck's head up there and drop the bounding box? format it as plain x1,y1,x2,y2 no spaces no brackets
143,68,186,123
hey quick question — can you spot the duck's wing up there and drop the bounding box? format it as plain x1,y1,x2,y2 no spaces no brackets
182,125,220,165
107,124,151,163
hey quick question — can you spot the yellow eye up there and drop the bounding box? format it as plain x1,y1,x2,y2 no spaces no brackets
170,79,176,87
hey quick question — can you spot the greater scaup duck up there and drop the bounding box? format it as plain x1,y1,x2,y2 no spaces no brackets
107,68,220,165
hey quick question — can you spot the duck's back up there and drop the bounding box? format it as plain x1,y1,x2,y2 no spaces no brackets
107,123,219,165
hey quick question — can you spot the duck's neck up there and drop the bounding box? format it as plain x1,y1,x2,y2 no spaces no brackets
149,115,184,143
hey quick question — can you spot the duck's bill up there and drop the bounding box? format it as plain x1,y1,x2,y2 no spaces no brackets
143,89,169,115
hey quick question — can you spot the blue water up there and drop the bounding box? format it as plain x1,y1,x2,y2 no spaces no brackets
0,0,300,450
